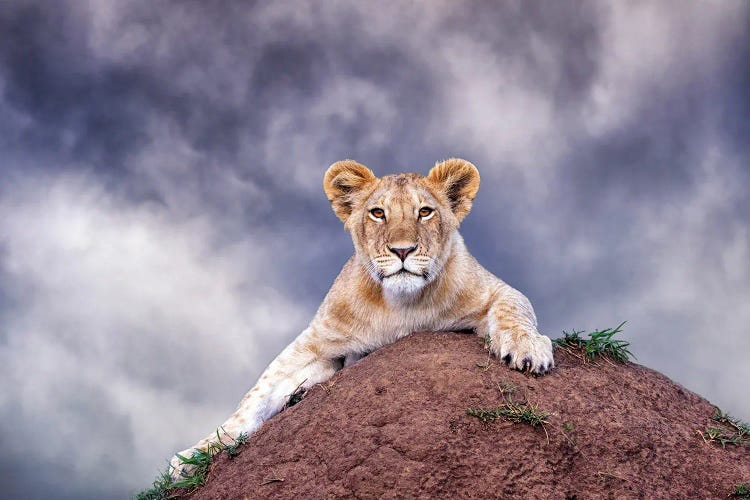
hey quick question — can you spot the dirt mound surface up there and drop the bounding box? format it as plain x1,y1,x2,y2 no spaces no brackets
180,331,749,499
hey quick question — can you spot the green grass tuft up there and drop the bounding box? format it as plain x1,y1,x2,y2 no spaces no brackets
497,380,519,395
133,469,175,500
712,407,750,435
224,431,249,457
553,321,633,363
170,448,215,490
702,407,749,448
482,334,492,348
467,400,549,427
731,483,750,498
133,430,249,499
703,427,744,448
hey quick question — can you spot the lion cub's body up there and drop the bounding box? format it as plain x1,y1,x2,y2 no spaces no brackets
170,159,554,480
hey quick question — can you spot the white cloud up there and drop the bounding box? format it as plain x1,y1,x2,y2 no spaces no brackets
427,1,749,187
260,76,399,192
86,1,256,109
627,149,750,410
0,173,308,490
130,116,273,222
584,1,747,135
540,146,750,418
434,35,558,173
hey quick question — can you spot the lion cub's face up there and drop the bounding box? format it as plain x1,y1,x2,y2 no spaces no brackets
324,159,480,299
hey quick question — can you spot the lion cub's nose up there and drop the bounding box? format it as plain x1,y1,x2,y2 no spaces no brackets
389,245,417,261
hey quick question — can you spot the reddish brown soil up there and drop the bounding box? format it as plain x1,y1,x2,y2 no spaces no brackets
178,331,749,499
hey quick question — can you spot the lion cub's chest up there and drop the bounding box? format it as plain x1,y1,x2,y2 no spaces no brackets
360,299,479,347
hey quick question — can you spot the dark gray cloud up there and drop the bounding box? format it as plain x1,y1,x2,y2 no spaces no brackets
0,1,748,498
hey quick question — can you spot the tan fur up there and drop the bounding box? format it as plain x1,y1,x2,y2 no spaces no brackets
169,158,554,480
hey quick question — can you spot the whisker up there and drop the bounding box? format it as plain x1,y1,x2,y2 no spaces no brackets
365,260,384,280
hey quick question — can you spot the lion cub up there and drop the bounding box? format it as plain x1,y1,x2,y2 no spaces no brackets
170,158,554,479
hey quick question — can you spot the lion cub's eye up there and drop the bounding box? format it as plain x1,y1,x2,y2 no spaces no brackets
419,207,434,219
370,208,386,220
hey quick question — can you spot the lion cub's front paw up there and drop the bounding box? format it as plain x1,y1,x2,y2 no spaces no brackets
493,331,554,375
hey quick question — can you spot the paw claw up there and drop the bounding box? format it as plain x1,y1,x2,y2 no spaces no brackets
521,356,532,372
492,332,555,376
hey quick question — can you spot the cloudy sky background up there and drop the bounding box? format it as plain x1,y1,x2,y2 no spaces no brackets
0,1,748,498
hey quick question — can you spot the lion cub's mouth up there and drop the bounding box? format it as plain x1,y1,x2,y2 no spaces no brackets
385,269,424,278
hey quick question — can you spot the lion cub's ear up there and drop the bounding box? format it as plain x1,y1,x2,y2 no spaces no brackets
324,160,378,222
427,158,480,221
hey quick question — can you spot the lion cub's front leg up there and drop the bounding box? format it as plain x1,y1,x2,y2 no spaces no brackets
169,327,339,480
486,284,554,375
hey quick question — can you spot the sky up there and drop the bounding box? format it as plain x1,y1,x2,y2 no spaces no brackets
0,1,748,498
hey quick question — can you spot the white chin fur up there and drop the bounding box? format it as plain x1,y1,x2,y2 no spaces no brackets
381,272,426,301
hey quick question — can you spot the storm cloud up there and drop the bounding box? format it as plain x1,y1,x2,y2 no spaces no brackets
0,1,748,497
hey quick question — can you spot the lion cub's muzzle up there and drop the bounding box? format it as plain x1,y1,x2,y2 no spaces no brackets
375,245,434,280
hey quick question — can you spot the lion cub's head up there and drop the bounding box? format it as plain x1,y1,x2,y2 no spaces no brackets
323,158,480,299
